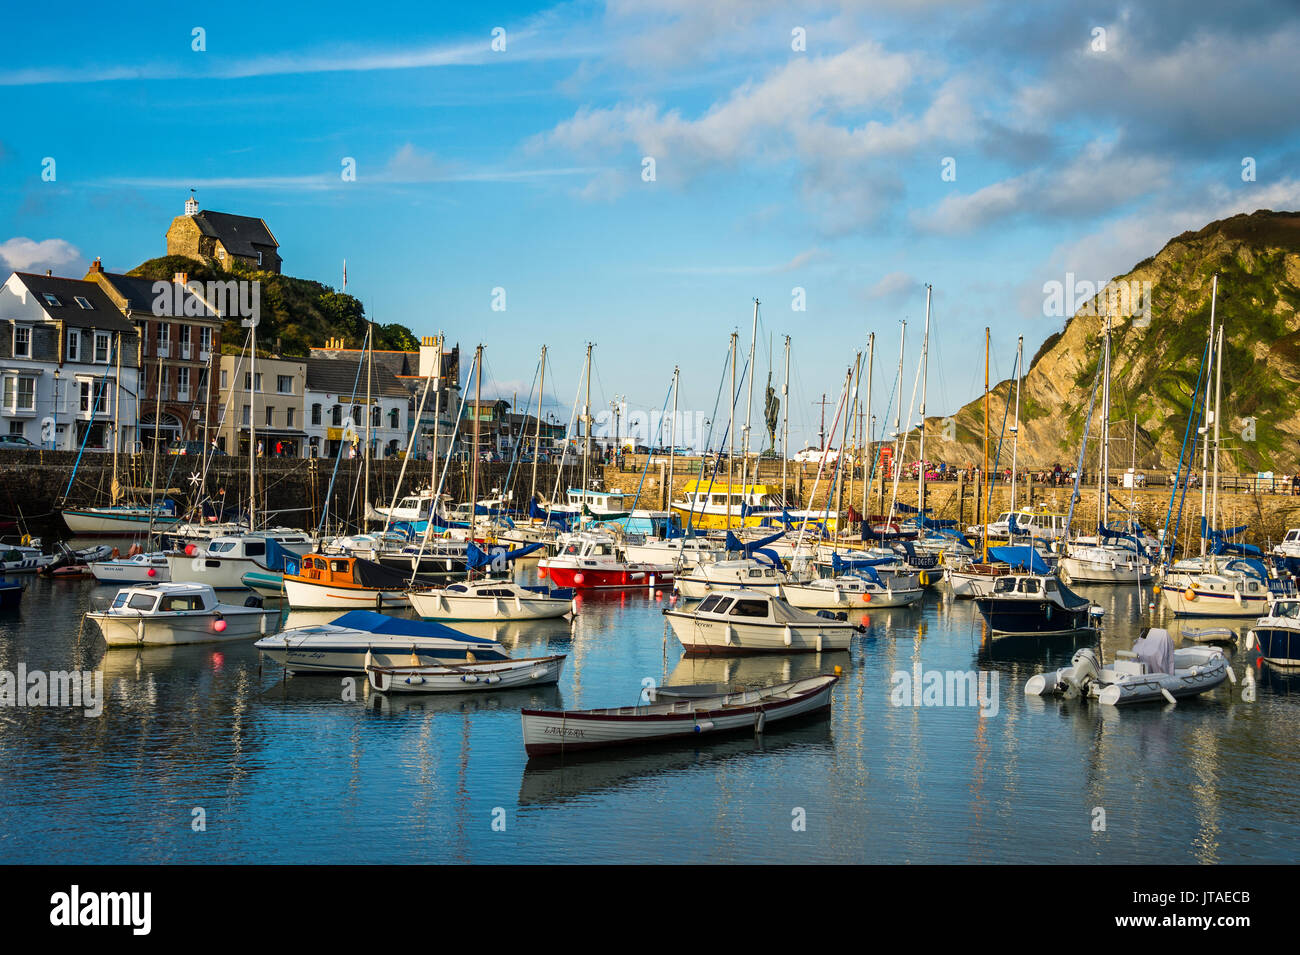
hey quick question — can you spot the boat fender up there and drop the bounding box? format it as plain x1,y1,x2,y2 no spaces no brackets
460,674,479,684
1184,587,1196,601
726,624,737,646
529,668,548,680
816,631,824,652
490,597,500,616
1245,630,1256,651
213,613,227,633
1160,687,1177,705
782,625,793,647
1045,604,1052,621
861,592,872,603
484,674,501,685
693,721,714,733
110,547,120,559
1225,666,1236,685
574,572,585,586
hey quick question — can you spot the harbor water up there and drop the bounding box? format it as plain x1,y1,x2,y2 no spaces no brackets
0,553,1296,864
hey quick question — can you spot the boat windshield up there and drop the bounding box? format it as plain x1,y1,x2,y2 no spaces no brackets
160,593,205,612
1017,578,1041,594
993,577,1017,593
1274,601,1300,619
127,593,158,611
728,599,769,618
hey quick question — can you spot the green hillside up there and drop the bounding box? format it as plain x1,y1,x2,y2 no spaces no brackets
128,255,420,357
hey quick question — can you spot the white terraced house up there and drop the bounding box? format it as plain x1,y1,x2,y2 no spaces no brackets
0,271,140,451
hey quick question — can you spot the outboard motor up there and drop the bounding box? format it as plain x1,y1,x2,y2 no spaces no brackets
1057,647,1100,698
244,594,264,609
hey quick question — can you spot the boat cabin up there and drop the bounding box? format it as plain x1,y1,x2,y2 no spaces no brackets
110,583,216,614
696,591,777,619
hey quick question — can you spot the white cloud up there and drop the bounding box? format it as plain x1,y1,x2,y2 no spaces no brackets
0,237,82,274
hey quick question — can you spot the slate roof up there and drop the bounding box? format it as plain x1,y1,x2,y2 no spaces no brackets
304,357,409,399
191,210,278,258
13,273,134,332
94,271,221,321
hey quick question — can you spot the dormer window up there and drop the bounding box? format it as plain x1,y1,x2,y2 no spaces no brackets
42,293,61,307
73,296,93,310
13,326,31,358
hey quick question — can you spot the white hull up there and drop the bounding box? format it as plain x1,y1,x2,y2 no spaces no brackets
167,553,265,590
368,655,565,693
1159,587,1268,618
665,611,853,653
675,575,782,600
1059,555,1152,584
256,629,505,674
781,580,923,609
90,555,171,583
522,675,837,755
1025,646,1229,705
407,590,572,621
90,608,276,647
947,570,999,598
62,509,180,534
283,577,409,610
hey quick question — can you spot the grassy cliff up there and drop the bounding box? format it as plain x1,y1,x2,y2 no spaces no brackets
128,255,420,357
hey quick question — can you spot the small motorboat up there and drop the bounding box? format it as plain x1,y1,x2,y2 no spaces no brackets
366,650,566,693
675,558,784,600
974,572,1101,635
538,532,674,590
255,610,509,674
780,570,923,609
407,578,575,621
282,553,434,609
663,588,861,654
87,582,278,647
521,674,839,756
0,577,23,610
1024,628,1230,705
44,563,94,579
90,550,172,583
1247,597,1300,666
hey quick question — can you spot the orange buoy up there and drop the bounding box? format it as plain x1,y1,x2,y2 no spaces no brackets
862,592,872,603
1184,587,1196,601
574,572,585,586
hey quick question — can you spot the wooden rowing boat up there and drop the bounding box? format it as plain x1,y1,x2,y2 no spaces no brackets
521,674,838,756
366,652,566,693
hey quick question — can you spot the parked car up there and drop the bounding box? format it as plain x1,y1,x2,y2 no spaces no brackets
0,434,36,450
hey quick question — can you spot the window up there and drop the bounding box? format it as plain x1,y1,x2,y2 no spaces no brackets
157,322,170,347
277,375,292,394
66,329,79,362
177,366,190,396
200,327,212,352
3,376,36,413
286,407,295,428
241,404,250,426
351,405,361,425
179,326,191,350
13,326,31,358
127,594,158,612
244,372,262,391
245,542,265,557
388,408,400,430
42,293,61,307
256,251,263,266
729,599,769,618
158,366,169,396
331,405,341,426
217,248,226,262
8,421,23,436
265,406,274,427
371,406,381,427
311,403,322,425
74,296,93,310
94,332,110,364
220,369,228,389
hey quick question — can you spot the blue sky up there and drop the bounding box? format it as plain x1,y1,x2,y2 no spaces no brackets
2,0,1297,453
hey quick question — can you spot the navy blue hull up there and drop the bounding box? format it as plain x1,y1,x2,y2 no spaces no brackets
0,581,22,610
974,597,1093,635
1253,626,1300,666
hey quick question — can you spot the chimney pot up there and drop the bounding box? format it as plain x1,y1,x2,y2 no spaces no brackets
174,272,188,285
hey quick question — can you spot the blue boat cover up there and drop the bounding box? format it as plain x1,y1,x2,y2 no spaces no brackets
328,610,500,644
465,540,545,570
988,545,1050,575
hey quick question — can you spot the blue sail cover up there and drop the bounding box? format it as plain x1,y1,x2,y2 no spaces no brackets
725,529,785,555
830,552,897,574
1097,524,1141,552
987,545,1050,574
529,497,573,531
328,611,500,644
1223,557,1268,581
847,565,884,586
465,540,545,570
1202,518,1261,556
264,536,298,574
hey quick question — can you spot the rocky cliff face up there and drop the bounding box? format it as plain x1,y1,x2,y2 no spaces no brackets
929,210,1300,474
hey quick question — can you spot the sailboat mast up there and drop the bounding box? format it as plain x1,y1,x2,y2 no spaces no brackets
1099,315,1111,531
1211,275,1222,537
918,285,931,523
470,343,483,539
249,315,256,531
862,332,874,527
531,344,546,504
1200,276,1216,557
581,343,593,507
983,327,989,562
111,331,122,503
727,330,737,531
781,336,790,505
668,365,679,517
1009,335,1023,512
741,299,759,496
147,354,162,543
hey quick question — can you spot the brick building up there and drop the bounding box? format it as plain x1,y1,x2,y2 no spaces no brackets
165,194,281,273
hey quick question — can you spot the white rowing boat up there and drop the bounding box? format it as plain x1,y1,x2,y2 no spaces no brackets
521,674,838,756
366,651,566,693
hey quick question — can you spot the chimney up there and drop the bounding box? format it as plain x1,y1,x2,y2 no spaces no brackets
174,272,188,285
88,257,104,274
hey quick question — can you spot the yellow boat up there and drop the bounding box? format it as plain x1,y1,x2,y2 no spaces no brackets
671,480,793,530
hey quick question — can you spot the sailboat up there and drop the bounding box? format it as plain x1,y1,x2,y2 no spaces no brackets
1058,315,1154,584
